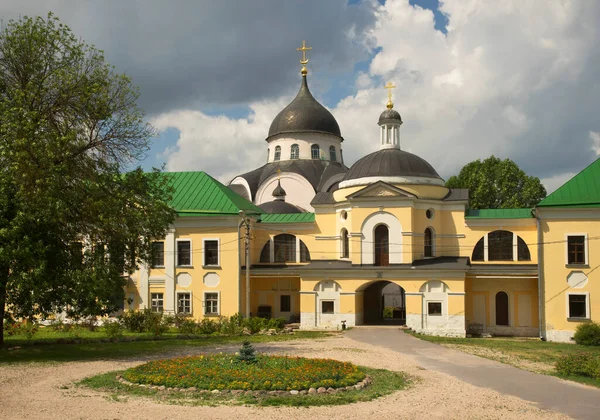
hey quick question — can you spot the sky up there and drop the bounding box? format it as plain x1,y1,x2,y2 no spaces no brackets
2,0,600,193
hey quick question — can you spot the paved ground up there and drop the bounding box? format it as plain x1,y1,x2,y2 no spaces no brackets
348,327,600,420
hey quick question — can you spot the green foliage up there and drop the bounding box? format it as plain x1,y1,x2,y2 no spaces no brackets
555,353,600,380
143,311,169,336
119,311,147,333
197,318,219,335
122,354,365,391
574,322,600,346
103,320,124,339
177,318,197,335
219,316,244,336
20,322,38,340
383,307,394,319
0,13,176,346
267,317,287,331
445,156,546,209
245,317,267,334
238,340,258,364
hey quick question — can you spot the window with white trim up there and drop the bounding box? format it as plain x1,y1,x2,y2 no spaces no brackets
329,146,336,162
321,300,334,314
311,144,320,159
177,292,191,314
151,293,164,312
568,293,589,319
204,292,219,315
203,239,219,266
427,302,442,316
567,235,586,265
151,241,165,267
177,240,191,266
290,144,299,159
274,146,281,161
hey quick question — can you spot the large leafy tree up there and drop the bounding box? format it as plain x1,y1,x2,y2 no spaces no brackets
0,14,176,345
446,156,547,209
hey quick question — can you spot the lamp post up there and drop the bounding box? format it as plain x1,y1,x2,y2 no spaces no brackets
239,211,251,318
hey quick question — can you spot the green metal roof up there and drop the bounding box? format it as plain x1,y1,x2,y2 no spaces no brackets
538,158,600,207
465,208,533,219
260,213,315,224
163,172,263,217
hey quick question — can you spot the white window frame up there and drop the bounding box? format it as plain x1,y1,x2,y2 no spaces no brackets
202,238,220,267
290,144,299,159
203,291,220,316
566,292,590,320
151,241,165,268
565,233,588,266
274,145,281,161
321,300,335,314
176,291,192,315
176,239,193,267
311,144,320,159
151,292,164,313
329,145,337,162
427,301,443,316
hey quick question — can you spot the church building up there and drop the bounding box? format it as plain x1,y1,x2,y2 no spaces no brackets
126,42,600,342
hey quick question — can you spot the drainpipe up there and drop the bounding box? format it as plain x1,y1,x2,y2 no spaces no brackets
535,208,545,340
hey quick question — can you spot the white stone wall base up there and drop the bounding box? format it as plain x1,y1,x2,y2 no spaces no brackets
407,314,466,338
300,312,356,330
546,329,576,343
485,326,538,337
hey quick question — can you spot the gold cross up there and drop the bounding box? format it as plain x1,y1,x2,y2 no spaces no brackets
277,168,282,179
297,40,312,64
384,81,396,109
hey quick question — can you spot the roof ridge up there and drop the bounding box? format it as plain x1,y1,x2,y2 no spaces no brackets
538,157,600,207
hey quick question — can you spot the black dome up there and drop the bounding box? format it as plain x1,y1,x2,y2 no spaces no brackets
343,149,442,181
259,201,304,214
379,109,402,124
267,76,341,139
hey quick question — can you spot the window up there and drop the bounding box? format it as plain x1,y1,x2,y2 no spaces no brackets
426,208,435,220
495,291,509,326
274,234,296,262
517,237,531,261
152,242,164,267
311,144,320,159
204,292,219,315
151,293,164,312
260,240,271,262
567,235,586,265
267,148,270,162
321,301,334,314
177,292,191,314
341,228,349,258
203,239,219,266
568,294,588,319
177,240,191,266
300,240,311,262
488,230,513,261
329,146,336,162
280,295,291,312
290,144,299,159
424,228,433,257
374,224,389,266
472,238,484,261
427,302,442,316
274,146,281,161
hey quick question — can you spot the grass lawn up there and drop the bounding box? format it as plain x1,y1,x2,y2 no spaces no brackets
79,366,410,407
406,331,600,387
0,331,331,364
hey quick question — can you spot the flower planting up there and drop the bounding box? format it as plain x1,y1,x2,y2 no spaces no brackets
121,354,366,391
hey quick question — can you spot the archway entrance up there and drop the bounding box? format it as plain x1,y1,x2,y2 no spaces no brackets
363,281,405,325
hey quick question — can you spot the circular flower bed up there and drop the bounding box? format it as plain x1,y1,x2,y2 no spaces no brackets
122,354,366,391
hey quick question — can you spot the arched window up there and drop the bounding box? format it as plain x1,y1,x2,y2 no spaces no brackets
274,234,296,262
267,148,270,162
374,224,389,266
472,238,484,261
424,228,433,257
329,146,337,162
517,237,531,261
290,144,299,159
300,240,311,262
488,230,513,261
274,146,281,161
311,144,320,159
495,291,509,326
341,228,349,258
259,240,271,263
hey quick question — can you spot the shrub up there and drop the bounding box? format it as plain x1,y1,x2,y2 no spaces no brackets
21,322,39,340
104,320,124,339
197,318,219,335
244,317,266,334
143,311,169,336
573,322,600,346
178,318,197,335
220,316,243,336
80,317,98,332
173,313,190,329
556,353,600,380
162,314,176,328
267,317,286,331
119,310,147,333
4,318,21,336
237,340,258,364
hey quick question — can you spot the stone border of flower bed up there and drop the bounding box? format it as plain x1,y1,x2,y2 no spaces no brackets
116,374,372,396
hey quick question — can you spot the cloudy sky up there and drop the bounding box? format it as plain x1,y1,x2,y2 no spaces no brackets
3,0,600,192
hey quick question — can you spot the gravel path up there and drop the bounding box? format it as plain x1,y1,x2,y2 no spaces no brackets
0,334,571,420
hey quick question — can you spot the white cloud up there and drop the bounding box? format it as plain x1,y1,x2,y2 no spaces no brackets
590,131,600,156
541,172,577,195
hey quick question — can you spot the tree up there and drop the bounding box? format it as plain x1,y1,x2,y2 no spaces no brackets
0,14,177,346
446,156,547,209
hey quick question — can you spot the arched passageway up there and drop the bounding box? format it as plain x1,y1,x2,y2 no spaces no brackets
363,281,405,325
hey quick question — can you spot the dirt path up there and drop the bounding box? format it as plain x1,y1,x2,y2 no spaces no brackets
0,334,570,420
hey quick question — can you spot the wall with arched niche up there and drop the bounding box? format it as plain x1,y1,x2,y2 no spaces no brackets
361,212,403,265
301,280,351,329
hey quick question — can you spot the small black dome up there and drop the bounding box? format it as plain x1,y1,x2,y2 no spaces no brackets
379,109,402,124
259,201,305,214
343,149,441,181
272,179,286,199
267,76,341,139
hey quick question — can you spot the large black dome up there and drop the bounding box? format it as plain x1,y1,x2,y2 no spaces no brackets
267,75,341,139
343,149,442,181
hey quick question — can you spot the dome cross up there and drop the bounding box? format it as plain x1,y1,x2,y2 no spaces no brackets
297,40,312,75
384,81,396,109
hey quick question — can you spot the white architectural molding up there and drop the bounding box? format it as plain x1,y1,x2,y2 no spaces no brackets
165,229,176,313
339,175,445,189
360,211,403,265
255,172,315,212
